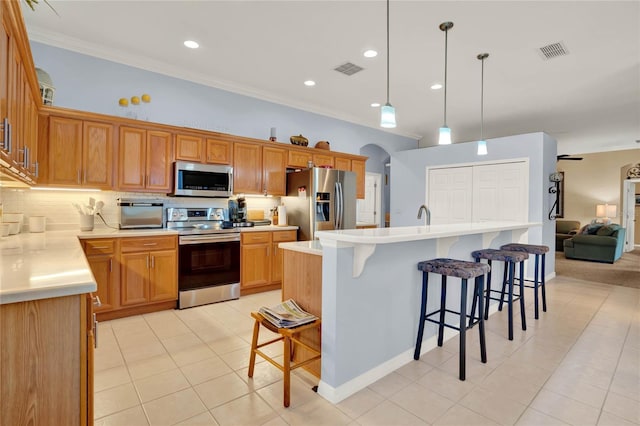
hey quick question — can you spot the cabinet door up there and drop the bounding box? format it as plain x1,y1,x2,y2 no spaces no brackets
148,249,177,302
287,149,312,168
118,126,146,190
120,252,149,306
334,156,351,171
48,116,83,185
270,231,297,284
0,14,8,136
175,134,202,162
262,146,287,196
146,130,172,192
351,159,366,199
7,39,21,166
241,243,270,288
313,153,334,168
233,142,262,194
86,254,118,312
83,121,113,188
205,138,231,164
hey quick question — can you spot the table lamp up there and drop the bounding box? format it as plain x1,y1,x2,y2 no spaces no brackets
595,203,617,224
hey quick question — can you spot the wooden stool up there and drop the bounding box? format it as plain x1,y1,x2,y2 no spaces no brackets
248,312,321,407
500,243,549,319
414,258,490,381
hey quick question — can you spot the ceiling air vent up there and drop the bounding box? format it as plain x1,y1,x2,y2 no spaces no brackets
538,42,569,60
334,62,364,76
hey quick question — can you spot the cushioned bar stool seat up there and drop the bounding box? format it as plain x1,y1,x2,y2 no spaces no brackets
248,312,321,407
500,243,550,319
414,258,490,381
471,249,529,340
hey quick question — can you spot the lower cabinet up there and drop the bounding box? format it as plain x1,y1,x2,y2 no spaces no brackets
0,293,95,426
82,235,178,320
240,229,296,295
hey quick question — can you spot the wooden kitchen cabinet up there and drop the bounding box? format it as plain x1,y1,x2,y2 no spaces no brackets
118,126,172,192
351,158,366,199
175,133,232,165
233,142,286,195
45,116,113,188
0,293,94,426
119,235,178,307
240,230,296,295
287,148,312,168
82,238,119,313
175,133,202,162
313,153,334,168
205,138,232,164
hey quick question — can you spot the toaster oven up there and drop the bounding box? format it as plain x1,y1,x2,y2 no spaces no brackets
117,198,164,229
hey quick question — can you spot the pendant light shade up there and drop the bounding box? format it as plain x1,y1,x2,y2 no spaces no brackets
380,0,396,128
477,53,489,155
438,22,453,145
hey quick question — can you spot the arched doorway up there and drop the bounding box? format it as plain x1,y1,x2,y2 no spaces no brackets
359,144,391,228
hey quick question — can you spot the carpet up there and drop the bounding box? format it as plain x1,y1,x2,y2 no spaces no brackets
555,249,640,289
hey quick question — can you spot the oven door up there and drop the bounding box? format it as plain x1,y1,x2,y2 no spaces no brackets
178,234,240,292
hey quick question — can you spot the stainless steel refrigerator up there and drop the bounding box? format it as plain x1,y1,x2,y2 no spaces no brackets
283,168,357,241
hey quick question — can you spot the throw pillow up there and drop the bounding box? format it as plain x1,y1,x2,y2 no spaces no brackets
596,224,621,236
587,224,604,235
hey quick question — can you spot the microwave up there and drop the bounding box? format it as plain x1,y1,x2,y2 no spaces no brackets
170,161,233,198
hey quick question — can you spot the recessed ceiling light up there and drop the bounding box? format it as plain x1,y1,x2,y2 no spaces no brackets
370,102,381,107
363,50,378,58
184,40,199,49
304,80,316,87
431,83,443,90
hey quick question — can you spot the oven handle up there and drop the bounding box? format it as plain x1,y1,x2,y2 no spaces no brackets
179,234,240,244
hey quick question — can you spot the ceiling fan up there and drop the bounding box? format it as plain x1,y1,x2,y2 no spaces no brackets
557,154,583,161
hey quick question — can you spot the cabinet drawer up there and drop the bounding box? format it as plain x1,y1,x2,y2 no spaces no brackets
272,230,297,242
241,232,271,244
120,236,177,253
84,239,116,255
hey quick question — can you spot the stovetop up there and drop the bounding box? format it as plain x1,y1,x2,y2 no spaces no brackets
166,207,239,235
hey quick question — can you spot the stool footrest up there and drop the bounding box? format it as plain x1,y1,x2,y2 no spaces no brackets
424,309,482,331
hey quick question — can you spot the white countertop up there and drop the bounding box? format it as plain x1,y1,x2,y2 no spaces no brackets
279,240,322,256
1,231,98,304
316,221,541,245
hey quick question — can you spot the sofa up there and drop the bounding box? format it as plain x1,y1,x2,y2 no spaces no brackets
556,220,581,251
563,223,626,263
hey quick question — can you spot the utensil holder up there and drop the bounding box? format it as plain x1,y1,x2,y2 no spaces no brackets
79,215,94,231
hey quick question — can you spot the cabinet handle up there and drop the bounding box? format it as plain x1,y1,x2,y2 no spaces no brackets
83,169,87,183
34,161,39,178
77,170,81,184
109,258,112,272
93,313,98,349
23,147,29,169
92,295,102,307
146,255,149,269
151,255,155,268
267,247,270,257
143,243,157,246
1,118,7,151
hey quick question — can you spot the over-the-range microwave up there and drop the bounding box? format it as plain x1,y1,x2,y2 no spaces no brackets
170,161,233,198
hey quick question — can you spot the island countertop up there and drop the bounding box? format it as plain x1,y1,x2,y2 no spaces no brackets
316,221,541,245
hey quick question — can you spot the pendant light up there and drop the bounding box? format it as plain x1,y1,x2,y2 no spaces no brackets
380,0,396,128
477,53,489,155
438,22,453,144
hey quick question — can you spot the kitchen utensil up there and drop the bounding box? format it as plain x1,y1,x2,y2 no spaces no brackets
73,203,85,216
95,201,104,215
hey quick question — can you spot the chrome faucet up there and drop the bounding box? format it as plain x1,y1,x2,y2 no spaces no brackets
417,205,431,226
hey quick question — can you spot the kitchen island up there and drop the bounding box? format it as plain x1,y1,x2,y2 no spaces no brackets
303,221,541,403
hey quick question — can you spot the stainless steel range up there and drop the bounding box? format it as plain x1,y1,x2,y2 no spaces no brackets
167,207,240,309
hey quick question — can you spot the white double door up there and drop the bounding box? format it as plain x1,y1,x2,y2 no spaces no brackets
428,161,528,225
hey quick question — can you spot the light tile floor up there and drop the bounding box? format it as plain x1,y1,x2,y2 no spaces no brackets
94,275,640,426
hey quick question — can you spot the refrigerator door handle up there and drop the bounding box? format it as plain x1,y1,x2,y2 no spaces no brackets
335,181,343,229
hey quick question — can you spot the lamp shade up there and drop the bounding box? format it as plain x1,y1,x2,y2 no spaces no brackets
381,103,396,128
596,203,617,218
438,126,451,145
477,140,488,155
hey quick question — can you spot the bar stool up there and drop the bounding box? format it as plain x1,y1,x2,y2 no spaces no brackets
470,249,529,340
500,243,550,319
248,312,321,407
414,258,490,381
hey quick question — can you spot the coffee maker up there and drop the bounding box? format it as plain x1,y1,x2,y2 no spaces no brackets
228,196,252,226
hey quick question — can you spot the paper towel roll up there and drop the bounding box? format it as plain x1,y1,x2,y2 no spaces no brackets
277,205,287,226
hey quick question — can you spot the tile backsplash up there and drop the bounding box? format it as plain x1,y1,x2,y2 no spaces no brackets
1,188,280,231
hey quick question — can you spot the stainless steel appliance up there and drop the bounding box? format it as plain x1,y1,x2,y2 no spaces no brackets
283,168,356,240
170,161,233,198
117,198,164,229
167,207,240,309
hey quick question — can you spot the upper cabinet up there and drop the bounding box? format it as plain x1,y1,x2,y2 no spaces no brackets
118,126,172,192
175,133,232,165
42,116,113,188
233,142,287,196
0,0,40,183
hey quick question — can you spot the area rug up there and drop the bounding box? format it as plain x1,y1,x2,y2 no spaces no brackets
555,249,640,289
